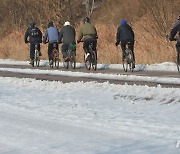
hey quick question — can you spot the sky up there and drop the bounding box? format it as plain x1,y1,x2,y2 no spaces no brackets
0,59,180,154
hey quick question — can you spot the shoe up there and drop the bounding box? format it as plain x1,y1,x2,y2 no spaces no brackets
49,60,53,65
29,59,34,65
132,63,135,69
85,53,90,60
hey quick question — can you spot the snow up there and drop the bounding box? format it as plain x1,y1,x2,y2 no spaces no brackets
0,59,180,154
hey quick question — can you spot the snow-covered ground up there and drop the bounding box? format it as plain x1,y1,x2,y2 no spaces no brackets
0,59,180,154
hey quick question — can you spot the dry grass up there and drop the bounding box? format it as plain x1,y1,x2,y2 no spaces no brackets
0,0,178,64
0,21,177,64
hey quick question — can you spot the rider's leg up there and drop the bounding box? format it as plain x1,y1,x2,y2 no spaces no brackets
83,40,90,60
61,44,68,60
83,40,89,54
48,43,53,62
120,41,126,58
129,41,135,68
30,43,35,63
92,39,97,59
37,43,42,56
176,42,180,64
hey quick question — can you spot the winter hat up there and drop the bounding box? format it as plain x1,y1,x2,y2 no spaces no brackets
64,21,70,26
48,21,54,28
120,19,127,25
30,20,35,28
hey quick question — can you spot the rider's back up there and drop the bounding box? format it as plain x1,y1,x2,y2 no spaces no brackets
78,23,97,41
117,24,134,42
47,27,59,43
60,25,75,44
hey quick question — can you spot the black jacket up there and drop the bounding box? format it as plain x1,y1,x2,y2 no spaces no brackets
59,25,76,45
24,26,42,44
170,21,180,42
116,24,134,43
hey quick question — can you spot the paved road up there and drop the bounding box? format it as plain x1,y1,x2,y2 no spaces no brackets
0,64,180,88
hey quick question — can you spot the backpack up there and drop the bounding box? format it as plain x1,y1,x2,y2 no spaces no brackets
68,42,76,51
31,28,39,37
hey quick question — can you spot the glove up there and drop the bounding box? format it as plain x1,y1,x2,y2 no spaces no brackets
77,40,81,44
115,42,119,46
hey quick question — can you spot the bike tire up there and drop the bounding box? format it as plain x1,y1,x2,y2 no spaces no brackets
55,58,60,69
92,51,97,71
35,51,40,67
122,50,128,72
84,54,91,70
128,50,134,72
70,51,76,69
177,52,180,73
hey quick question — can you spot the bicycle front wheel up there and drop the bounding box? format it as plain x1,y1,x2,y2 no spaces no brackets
177,52,180,73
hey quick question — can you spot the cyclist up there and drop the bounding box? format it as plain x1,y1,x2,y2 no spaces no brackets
77,17,98,60
168,15,180,57
43,21,60,65
24,20,42,65
115,19,135,68
59,21,76,62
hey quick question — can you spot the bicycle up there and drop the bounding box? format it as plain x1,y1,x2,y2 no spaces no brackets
32,43,41,67
63,43,76,69
63,49,76,69
50,43,60,69
122,42,135,72
80,41,97,71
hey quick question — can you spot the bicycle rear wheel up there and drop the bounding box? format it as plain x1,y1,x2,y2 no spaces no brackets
55,58,60,69
122,50,128,72
128,50,134,72
91,51,97,71
177,52,180,73
69,51,76,69
84,54,91,70
35,50,40,67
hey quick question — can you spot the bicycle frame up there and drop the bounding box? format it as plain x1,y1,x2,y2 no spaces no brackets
50,43,60,69
33,44,40,67
84,43,97,71
122,42,134,72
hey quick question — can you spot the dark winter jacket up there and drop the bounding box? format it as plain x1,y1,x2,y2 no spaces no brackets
59,25,76,45
116,24,134,44
170,21,180,42
77,23,98,41
24,26,42,44
43,26,60,44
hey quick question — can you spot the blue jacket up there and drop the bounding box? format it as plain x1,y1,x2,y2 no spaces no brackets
43,26,60,44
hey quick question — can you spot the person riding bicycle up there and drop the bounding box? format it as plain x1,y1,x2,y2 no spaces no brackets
168,15,180,57
24,20,42,65
59,21,76,62
77,17,98,60
115,19,135,68
43,21,60,65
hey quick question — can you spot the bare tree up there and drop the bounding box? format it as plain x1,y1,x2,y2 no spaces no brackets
84,0,95,18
